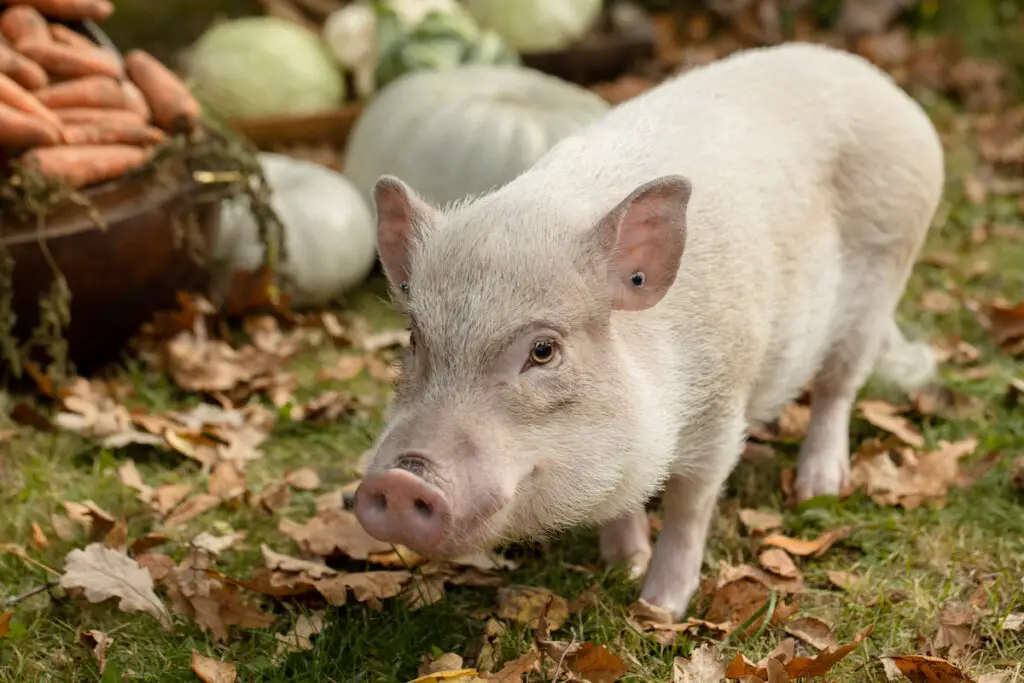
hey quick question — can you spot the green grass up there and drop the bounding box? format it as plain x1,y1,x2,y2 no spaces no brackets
3,98,1024,683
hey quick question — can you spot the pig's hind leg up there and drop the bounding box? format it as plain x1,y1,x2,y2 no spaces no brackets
793,280,905,501
600,509,653,579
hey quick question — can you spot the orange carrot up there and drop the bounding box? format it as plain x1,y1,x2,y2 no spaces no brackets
19,144,152,189
120,79,150,121
52,106,144,126
50,23,96,51
0,71,62,131
35,74,124,109
124,49,200,134
62,122,166,146
0,101,60,147
16,40,122,80
1,6,50,45
2,0,113,22
0,42,47,89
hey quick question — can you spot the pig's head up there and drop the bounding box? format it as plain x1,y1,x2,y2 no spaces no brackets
353,173,692,558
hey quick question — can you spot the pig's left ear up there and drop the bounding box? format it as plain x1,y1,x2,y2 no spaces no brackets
373,175,440,294
591,175,691,311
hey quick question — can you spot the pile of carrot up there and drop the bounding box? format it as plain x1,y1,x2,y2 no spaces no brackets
0,0,202,190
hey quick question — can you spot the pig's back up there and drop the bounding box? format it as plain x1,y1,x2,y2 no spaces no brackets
516,42,943,417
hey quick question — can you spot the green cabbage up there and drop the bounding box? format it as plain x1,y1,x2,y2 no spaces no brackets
187,17,346,119
375,5,519,89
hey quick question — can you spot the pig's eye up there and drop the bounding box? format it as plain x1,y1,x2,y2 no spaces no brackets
528,339,557,366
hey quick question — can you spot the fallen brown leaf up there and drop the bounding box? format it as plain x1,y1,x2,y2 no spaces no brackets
785,624,873,678
932,602,983,659
785,616,838,651
826,570,860,591
758,548,801,579
59,543,170,628
317,354,366,382
152,484,193,517
778,403,811,440
30,522,48,550
279,507,392,560
285,467,321,491
562,642,628,683
483,646,540,682
672,643,727,682
104,519,128,552
136,553,175,582
261,544,336,579
627,599,695,646
274,612,325,660
162,493,221,529
63,500,116,543
402,574,447,611
921,289,957,313
986,299,1024,348
850,437,980,509
208,461,247,500
761,526,852,557
420,653,466,677
883,654,973,682
738,509,783,534
0,611,11,638
161,545,275,643
79,629,112,674
496,586,569,631
315,571,414,608
191,531,246,557
857,399,925,447
191,650,237,683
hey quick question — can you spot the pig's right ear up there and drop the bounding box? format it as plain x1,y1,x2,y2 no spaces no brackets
590,175,691,311
373,175,439,292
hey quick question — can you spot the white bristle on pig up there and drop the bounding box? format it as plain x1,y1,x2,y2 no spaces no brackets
353,42,944,618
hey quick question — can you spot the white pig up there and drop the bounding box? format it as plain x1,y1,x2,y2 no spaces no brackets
353,41,943,618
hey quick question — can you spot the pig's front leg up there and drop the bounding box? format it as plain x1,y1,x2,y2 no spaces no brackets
600,509,652,579
639,430,742,618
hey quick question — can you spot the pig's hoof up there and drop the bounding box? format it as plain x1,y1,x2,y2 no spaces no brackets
794,456,849,502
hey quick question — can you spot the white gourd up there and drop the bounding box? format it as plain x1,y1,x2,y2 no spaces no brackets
214,153,377,308
343,65,611,208
464,0,603,53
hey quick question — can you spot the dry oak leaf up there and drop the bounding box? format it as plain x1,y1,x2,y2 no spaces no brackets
191,650,237,683
208,461,246,500
778,403,811,441
261,544,337,579
785,624,873,679
986,299,1024,347
274,612,325,658
882,654,974,682
59,543,171,628
136,553,175,582
251,480,291,512
826,570,860,592
315,570,414,608
628,599,695,646
29,522,48,550
785,616,839,651
483,647,540,682
285,467,321,491
191,531,246,557
80,629,113,674
496,585,570,631
0,611,12,638
759,548,801,580
738,509,783,535
152,484,194,517
164,550,275,644
561,642,628,683
672,643,727,682
857,399,925,448
850,437,979,509
761,526,852,558
162,493,221,529
278,507,392,559
421,653,466,677
403,574,448,611
932,602,983,659
63,500,116,543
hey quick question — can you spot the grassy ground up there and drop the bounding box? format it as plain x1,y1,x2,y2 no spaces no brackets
3,73,1024,683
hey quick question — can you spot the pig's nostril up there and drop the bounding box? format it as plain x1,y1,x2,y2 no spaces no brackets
414,498,433,517
372,492,388,511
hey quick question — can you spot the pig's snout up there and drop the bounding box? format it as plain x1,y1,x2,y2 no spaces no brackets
354,455,452,553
